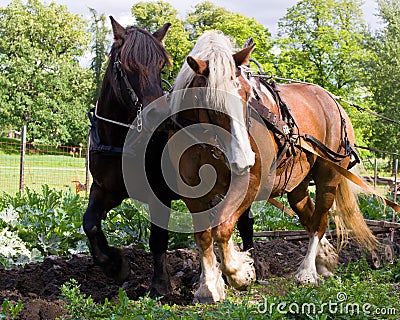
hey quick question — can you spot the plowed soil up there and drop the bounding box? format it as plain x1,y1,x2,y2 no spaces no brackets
0,237,398,319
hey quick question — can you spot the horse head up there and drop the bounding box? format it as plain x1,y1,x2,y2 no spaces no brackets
172,31,256,175
107,16,171,109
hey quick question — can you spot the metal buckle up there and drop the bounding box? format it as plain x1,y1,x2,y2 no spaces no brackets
282,125,290,135
136,105,143,132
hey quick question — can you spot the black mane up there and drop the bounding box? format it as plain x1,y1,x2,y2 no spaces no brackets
109,26,170,87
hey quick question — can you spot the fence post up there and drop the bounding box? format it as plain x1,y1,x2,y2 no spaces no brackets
392,158,398,242
373,158,378,189
19,125,27,192
85,133,90,194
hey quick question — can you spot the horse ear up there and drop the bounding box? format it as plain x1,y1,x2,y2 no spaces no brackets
153,23,171,42
187,56,209,76
110,16,126,43
242,36,253,49
233,43,256,66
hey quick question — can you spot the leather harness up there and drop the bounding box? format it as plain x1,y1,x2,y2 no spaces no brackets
248,78,360,170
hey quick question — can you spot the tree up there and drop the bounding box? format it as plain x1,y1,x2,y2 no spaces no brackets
131,0,192,81
186,1,275,71
275,0,376,147
364,0,400,154
276,0,370,96
89,8,110,104
0,0,93,145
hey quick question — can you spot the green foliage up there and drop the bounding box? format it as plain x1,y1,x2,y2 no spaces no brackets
274,0,379,148
103,199,195,250
0,0,93,145
89,8,109,103
276,0,370,96
61,279,174,319
0,299,23,320
186,1,275,72
0,186,196,268
251,198,302,232
59,260,400,319
358,194,392,221
363,0,400,155
103,199,151,250
0,185,88,266
252,259,400,319
131,0,192,82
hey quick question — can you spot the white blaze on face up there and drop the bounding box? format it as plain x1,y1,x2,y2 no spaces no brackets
224,90,255,175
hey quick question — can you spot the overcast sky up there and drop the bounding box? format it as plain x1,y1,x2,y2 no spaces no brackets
0,0,382,37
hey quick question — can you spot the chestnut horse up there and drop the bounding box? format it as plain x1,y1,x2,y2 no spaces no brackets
168,31,377,303
83,17,177,296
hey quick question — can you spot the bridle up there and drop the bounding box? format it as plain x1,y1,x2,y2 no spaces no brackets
171,67,252,163
89,52,170,154
94,52,143,132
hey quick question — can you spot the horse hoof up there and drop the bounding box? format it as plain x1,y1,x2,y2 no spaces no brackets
113,256,131,284
294,270,321,285
192,296,218,304
148,282,173,298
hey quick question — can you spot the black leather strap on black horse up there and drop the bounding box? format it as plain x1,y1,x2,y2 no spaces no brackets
87,109,124,155
113,53,142,111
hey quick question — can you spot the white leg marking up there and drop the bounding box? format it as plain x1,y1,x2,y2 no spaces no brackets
316,235,338,278
295,232,320,284
217,237,255,290
193,245,226,303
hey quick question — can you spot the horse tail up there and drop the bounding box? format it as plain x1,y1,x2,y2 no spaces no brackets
332,171,379,252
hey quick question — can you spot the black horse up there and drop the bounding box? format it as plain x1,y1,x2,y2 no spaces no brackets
83,16,177,294
83,16,255,297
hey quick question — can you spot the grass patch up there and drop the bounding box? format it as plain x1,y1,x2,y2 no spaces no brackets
0,153,86,194
59,259,400,319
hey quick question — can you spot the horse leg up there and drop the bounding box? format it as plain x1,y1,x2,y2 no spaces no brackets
211,174,258,290
288,167,339,284
83,183,130,283
237,207,254,251
148,198,172,297
312,167,340,279
185,199,225,304
213,213,256,291
287,180,319,284
146,132,175,296
192,228,226,303
236,207,263,280
315,234,338,278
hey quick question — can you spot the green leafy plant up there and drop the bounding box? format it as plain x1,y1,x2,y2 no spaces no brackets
251,197,302,232
0,185,88,261
103,199,151,250
103,199,195,250
60,279,175,319
0,299,23,320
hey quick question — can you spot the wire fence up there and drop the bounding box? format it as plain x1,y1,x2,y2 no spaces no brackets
0,135,90,195
0,127,398,202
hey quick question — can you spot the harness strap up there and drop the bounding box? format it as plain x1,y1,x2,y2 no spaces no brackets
304,134,350,161
249,98,290,137
88,109,124,155
249,89,360,170
298,137,400,213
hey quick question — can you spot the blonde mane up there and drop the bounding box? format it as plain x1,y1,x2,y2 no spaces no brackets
171,31,239,113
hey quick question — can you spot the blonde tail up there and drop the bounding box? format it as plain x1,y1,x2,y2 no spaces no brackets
332,177,379,252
